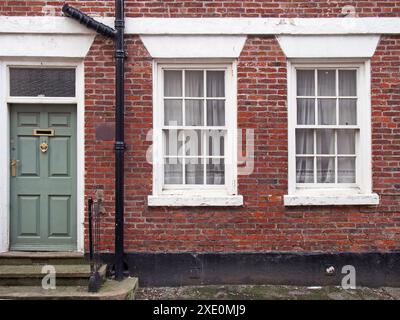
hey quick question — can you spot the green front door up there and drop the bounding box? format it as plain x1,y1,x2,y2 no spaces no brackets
10,104,77,251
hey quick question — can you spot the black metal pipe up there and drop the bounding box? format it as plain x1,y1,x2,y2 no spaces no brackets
62,4,116,38
114,0,126,281
62,2,126,281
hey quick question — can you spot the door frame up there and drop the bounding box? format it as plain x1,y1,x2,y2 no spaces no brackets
0,59,85,252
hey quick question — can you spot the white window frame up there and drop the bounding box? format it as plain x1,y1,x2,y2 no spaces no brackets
148,60,243,207
285,59,379,206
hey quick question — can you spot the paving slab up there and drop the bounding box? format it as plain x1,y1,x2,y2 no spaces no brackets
0,277,138,300
136,284,397,300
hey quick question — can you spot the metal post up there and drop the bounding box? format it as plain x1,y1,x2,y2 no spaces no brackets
114,0,125,281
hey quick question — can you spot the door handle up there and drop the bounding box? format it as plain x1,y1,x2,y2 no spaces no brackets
11,159,19,177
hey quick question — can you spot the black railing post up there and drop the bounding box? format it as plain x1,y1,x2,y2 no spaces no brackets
88,197,94,273
114,0,126,282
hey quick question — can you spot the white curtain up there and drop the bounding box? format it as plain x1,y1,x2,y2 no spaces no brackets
317,157,335,183
164,158,183,184
318,70,335,96
337,130,356,181
186,100,203,126
338,157,355,183
164,71,183,126
164,70,225,185
164,100,182,126
297,99,314,125
164,70,182,97
296,157,314,183
185,71,203,97
339,99,357,125
207,71,224,97
318,99,336,125
316,130,335,183
296,69,356,184
337,130,355,154
339,70,357,96
296,129,314,183
205,72,225,185
297,70,314,96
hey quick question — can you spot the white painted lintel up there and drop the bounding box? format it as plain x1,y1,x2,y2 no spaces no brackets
1,17,400,36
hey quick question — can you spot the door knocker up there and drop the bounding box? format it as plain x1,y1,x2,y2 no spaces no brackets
40,141,49,153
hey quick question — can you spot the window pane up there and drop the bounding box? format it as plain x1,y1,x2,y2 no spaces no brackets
10,68,75,97
339,70,357,96
206,130,225,156
338,157,356,183
185,158,204,184
317,157,335,183
164,70,182,97
337,130,356,154
296,129,314,154
164,99,182,125
164,158,183,184
318,99,336,125
185,100,203,126
163,129,183,156
339,99,357,125
184,130,203,156
297,99,315,125
207,158,225,185
185,71,203,97
316,129,335,154
207,71,225,97
297,70,315,96
318,70,336,96
207,100,225,126
296,157,314,183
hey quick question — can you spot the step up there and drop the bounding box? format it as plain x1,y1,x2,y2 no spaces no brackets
0,277,138,300
0,264,106,286
0,252,87,265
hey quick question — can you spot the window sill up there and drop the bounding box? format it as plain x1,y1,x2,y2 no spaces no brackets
284,193,379,206
148,195,244,207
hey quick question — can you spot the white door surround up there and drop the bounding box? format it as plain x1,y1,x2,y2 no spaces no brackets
0,59,85,253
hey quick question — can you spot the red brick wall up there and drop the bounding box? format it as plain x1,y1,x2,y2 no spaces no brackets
1,0,400,17
2,1,400,253
83,34,400,253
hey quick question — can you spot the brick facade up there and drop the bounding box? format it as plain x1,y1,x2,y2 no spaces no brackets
1,1,399,17
2,1,400,253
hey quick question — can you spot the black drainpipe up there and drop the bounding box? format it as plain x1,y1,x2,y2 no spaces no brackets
62,1,126,281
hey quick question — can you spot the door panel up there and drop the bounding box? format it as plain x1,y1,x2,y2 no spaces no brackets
10,104,77,251
49,196,71,237
49,137,70,176
18,195,40,236
18,137,40,176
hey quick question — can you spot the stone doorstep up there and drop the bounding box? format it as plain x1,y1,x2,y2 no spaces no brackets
0,252,87,265
0,277,138,300
0,264,107,286
0,252,84,258
0,264,92,278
